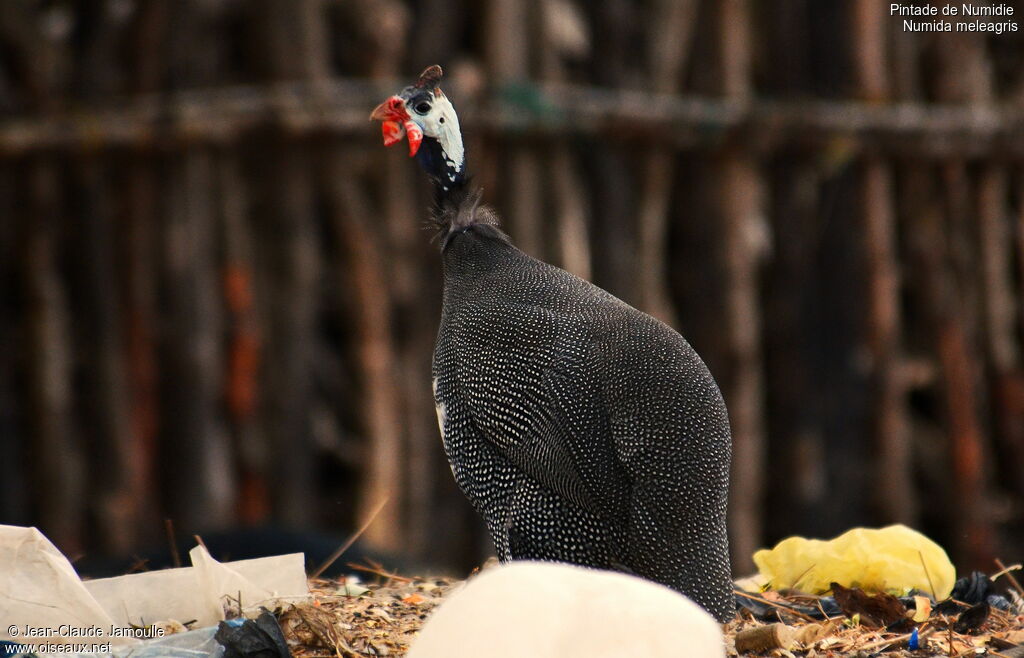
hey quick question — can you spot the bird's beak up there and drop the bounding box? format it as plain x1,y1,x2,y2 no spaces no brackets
370,95,423,157
370,96,403,122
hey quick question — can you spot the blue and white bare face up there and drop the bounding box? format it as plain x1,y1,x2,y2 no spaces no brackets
400,86,464,186
370,65,466,191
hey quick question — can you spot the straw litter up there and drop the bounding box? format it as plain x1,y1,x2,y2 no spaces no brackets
271,565,1024,657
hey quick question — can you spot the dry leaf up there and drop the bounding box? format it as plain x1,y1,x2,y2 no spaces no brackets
912,595,931,622
1003,629,1024,644
796,622,828,647
831,582,908,628
954,602,991,634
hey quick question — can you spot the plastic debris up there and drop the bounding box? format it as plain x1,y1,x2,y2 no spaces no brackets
988,594,1014,612
948,571,1014,611
0,526,125,645
752,525,956,598
0,524,309,651
215,610,290,658
110,625,224,658
953,571,992,604
908,627,920,650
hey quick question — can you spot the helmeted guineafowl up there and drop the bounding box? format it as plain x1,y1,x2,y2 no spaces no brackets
371,65,734,622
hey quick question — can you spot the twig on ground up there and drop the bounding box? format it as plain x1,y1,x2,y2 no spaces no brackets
996,558,1024,599
734,589,818,623
311,497,389,579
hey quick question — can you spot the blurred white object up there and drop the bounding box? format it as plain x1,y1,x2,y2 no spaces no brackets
408,561,725,658
0,524,308,647
543,0,590,59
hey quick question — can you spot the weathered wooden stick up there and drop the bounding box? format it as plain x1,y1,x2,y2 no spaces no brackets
24,158,83,552
861,157,914,524
324,153,404,552
220,153,268,524
537,0,590,280
849,0,914,525
716,0,767,573
487,0,543,259
734,623,797,653
977,165,1018,372
1,81,1021,156
75,158,134,553
633,0,698,326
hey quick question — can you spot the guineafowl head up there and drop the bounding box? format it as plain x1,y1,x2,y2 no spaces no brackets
370,65,465,193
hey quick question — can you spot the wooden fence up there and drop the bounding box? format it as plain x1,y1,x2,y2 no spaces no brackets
1,0,1022,575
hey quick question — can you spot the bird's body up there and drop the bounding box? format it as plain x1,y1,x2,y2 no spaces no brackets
372,67,734,621
432,204,733,621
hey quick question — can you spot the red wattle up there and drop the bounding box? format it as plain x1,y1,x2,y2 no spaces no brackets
405,120,423,157
381,120,404,147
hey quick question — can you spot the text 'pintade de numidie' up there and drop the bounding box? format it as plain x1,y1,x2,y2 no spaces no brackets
891,3,1017,32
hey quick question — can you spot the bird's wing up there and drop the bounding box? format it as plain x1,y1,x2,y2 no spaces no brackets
449,301,629,518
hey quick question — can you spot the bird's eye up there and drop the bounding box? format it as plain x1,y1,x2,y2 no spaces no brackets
415,102,431,114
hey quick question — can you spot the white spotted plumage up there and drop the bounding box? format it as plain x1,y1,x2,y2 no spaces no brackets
432,212,735,622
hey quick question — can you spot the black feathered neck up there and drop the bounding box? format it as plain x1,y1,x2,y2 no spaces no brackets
414,133,465,192
431,181,509,251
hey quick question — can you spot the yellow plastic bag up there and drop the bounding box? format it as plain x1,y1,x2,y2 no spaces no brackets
752,524,955,599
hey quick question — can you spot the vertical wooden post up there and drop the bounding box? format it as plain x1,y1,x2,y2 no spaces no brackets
160,150,234,531
350,5,413,554
157,0,235,532
903,167,994,569
486,0,543,258
977,167,1018,373
249,0,331,528
860,157,914,523
715,0,767,572
121,157,161,543
717,153,767,572
537,0,591,280
121,0,169,546
977,167,1024,513
634,0,699,326
0,166,25,524
74,159,135,553
849,0,914,525
993,174,1024,500
930,28,997,568
761,156,828,538
323,154,405,552
583,0,639,302
220,154,268,524
24,159,84,553
850,0,890,102
1016,173,1024,344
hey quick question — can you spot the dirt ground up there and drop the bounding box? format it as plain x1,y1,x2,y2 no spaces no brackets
276,572,1024,657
